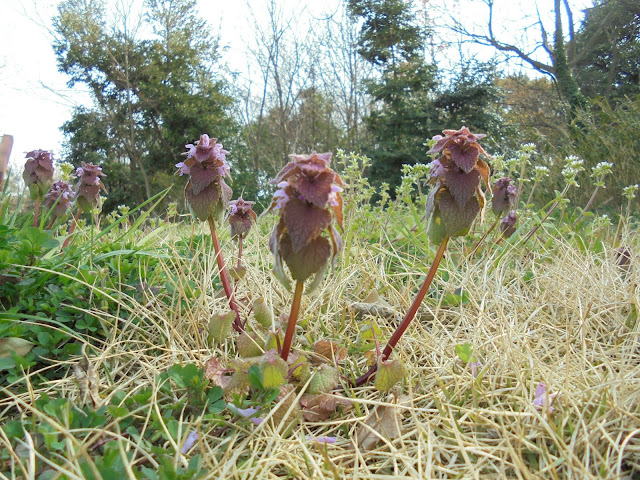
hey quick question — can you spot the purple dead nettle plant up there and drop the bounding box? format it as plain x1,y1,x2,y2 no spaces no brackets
356,126,490,387
265,151,344,362
468,176,517,256
492,177,518,239
176,134,242,331
62,162,107,249
43,180,75,227
23,150,54,227
228,197,256,278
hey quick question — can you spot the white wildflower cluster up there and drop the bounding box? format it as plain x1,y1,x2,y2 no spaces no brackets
594,214,612,229
117,204,130,216
561,156,585,187
622,184,639,200
491,154,506,177
532,165,550,182
591,161,613,187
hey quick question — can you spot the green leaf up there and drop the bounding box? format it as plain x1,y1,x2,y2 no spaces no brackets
375,358,405,392
455,343,473,363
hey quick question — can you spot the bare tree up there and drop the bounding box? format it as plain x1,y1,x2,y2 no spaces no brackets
314,1,374,150
447,0,615,112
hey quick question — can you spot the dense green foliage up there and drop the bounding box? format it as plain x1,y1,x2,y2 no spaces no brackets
54,0,235,211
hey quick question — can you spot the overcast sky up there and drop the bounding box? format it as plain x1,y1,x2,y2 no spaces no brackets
0,0,590,177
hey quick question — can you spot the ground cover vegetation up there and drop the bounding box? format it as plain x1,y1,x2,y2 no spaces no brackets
1,0,640,478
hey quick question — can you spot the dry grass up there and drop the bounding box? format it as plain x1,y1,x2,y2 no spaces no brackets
1,218,639,479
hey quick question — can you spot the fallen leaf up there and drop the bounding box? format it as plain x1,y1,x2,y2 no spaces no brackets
356,395,410,450
313,339,347,364
74,345,101,407
300,393,350,422
0,338,35,358
204,356,231,389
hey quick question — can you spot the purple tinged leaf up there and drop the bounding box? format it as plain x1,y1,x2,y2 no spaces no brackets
180,431,198,454
279,233,331,282
185,181,220,221
283,198,332,252
188,163,218,195
445,168,481,207
297,170,335,208
438,191,480,238
448,142,479,173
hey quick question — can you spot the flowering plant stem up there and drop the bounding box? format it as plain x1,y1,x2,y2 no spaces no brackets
61,210,82,250
572,186,599,226
207,216,243,332
33,197,40,227
281,281,304,361
354,237,450,387
521,184,569,245
468,217,499,259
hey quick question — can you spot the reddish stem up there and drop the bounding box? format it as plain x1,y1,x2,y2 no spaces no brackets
281,281,304,361
61,210,82,250
207,216,243,332
468,216,499,259
354,237,450,387
34,197,40,227
237,235,243,270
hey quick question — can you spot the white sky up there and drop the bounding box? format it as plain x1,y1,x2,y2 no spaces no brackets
0,0,591,176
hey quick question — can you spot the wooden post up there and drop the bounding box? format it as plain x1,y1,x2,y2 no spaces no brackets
0,135,14,191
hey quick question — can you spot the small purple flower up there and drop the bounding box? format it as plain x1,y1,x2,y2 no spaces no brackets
44,180,75,219
469,361,482,378
177,134,233,222
533,382,558,412
228,197,256,240
180,431,198,454
500,211,517,238
491,177,517,215
75,162,106,212
306,435,337,444
229,405,263,425
327,184,343,207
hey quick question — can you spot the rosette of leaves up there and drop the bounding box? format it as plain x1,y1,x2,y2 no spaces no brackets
44,180,75,219
23,149,54,200
176,134,232,223
229,198,256,240
266,152,344,289
425,127,490,243
75,162,106,212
